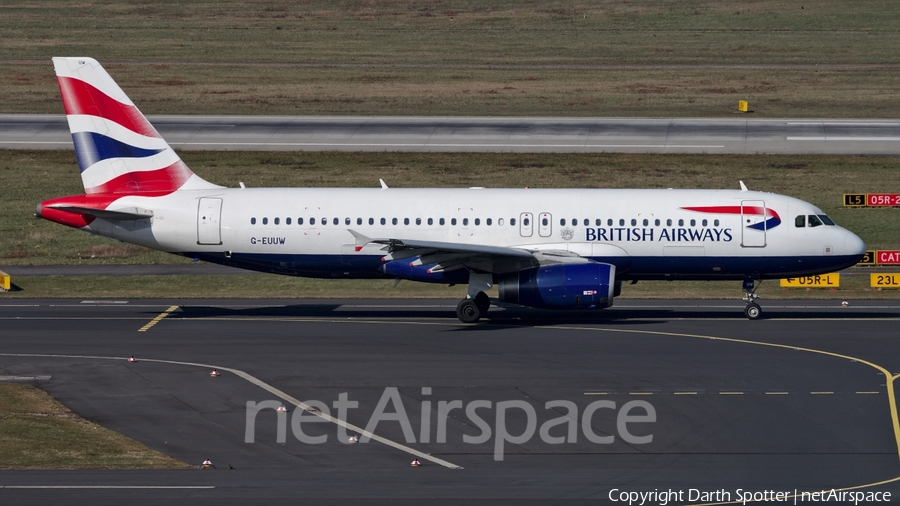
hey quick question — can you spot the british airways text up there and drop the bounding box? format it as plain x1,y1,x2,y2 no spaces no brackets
585,227,734,242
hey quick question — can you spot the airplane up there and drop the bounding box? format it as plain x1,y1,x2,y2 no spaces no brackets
37,57,866,322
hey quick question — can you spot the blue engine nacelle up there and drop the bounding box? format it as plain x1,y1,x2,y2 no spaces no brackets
498,262,616,309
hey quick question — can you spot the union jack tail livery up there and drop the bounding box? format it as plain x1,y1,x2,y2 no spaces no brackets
53,57,219,195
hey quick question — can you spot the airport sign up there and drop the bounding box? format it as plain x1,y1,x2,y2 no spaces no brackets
876,250,900,264
780,273,840,288
842,193,900,207
871,273,900,288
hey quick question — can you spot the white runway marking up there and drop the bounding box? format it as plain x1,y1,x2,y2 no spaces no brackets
787,136,900,141
0,353,464,471
0,486,215,489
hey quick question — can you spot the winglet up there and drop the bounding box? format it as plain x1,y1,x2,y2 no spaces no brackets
739,181,749,192
379,179,389,190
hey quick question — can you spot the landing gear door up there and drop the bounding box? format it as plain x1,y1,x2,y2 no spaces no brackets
197,197,223,245
519,212,533,237
741,200,766,247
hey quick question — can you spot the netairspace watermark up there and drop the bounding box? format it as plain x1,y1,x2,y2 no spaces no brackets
244,387,656,461
608,488,892,505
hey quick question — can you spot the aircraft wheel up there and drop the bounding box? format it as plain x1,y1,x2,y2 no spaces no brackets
474,291,491,314
745,303,761,320
456,299,482,323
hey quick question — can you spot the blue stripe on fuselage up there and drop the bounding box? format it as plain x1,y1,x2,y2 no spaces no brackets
181,252,862,282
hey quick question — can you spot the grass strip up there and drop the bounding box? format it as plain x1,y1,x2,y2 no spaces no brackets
0,384,189,469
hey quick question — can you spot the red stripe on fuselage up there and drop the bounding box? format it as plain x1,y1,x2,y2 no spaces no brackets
681,205,780,219
56,76,159,138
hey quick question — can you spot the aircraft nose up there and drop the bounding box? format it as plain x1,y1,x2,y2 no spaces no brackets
844,230,866,257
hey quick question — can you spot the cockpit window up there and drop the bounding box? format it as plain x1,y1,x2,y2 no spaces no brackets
807,215,823,228
819,214,835,226
795,215,805,228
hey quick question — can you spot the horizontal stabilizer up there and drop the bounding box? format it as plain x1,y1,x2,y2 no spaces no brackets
48,206,153,221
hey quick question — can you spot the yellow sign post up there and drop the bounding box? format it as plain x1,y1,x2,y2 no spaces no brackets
780,273,840,288
738,100,749,113
871,273,900,289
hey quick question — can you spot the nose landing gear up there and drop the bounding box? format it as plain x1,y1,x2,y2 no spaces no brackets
742,278,762,320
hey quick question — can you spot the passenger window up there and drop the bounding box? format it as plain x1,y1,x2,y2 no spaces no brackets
560,219,566,226
690,219,695,227
463,218,469,226
701,219,707,227
251,217,256,225
678,219,684,226
523,218,529,226
666,219,672,226
642,219,648,226
584,219,589,226
273,217,278,225
298,217,304,225
286,218,291,225
608,219,613,226
596,219,602,226
714,219,719,227
345,217,351,225
427,218,433,225
392,218,398,225
440,218,446,225
452,218,457,226
509,218,515,226
631,219,637,226
357,218,363,225
619,219,625,226
542,218,548,226
263,217,268,225
333,218,339,225
487,218,492,226
795,215,805,227
498,218,504,226
808,215,823,227
368,218,374,225
380,218,386,225
475,218,480,226
416,218,421,225
321,218,327,226
404,218,409,225
655,219,660,226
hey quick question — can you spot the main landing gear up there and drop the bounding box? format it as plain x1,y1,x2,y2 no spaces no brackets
457,291,490,323
742,278,762,320
457,272,493,323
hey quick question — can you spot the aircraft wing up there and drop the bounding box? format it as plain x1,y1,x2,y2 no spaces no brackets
348,230,543,274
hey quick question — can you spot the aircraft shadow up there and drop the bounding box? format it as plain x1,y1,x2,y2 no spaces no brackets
165,303,898,327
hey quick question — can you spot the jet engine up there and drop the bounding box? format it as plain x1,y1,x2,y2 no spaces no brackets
498,262,616,309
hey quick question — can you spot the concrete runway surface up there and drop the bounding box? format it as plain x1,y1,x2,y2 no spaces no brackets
3,114,900,154
1,298,899,505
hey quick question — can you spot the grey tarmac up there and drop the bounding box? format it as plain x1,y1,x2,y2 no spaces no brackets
0,298,899,506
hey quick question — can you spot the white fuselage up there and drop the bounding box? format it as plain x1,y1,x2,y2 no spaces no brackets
85,186,865,282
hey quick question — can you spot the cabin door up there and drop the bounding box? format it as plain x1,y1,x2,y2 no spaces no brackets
197,197,223,245
741,200,767,248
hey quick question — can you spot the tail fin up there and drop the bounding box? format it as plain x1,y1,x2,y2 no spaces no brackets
52,57,221,195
